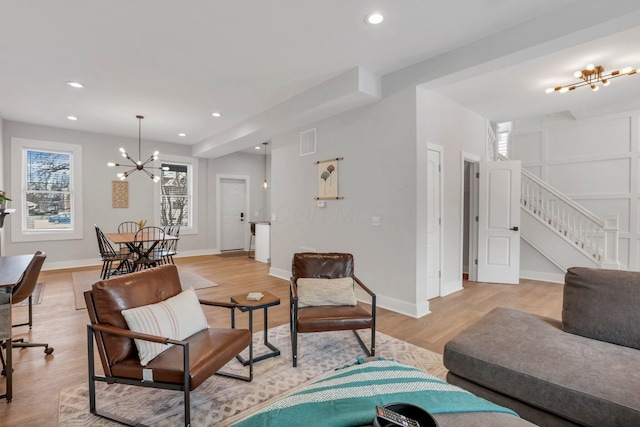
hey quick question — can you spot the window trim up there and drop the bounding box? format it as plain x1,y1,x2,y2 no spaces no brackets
153,154,198,235
10,137,84,242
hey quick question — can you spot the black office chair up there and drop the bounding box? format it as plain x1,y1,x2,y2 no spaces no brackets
0,251,54,375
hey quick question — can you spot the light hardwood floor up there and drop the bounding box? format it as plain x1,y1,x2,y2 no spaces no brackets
0,255,564,426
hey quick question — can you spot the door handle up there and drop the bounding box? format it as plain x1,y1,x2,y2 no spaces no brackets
510,226,519,231
240,212,244,222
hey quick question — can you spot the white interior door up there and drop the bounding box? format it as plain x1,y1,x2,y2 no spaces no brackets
477,160,521,284
221,178,246,251
426,149,441,299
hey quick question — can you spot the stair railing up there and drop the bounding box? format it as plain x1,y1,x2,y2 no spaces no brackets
520,168,619,268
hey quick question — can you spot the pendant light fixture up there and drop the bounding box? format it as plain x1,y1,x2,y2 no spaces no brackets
263,142,269,189
107,115,167,182
546,64,639,93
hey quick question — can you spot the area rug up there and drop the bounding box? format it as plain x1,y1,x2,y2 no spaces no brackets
14,282,45,306
72,266,219,310
58,324,446,426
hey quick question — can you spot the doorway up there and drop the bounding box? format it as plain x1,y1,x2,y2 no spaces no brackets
216,175,250,252
461,152,480,283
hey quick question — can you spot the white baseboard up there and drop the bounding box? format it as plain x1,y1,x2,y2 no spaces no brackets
269,267,290,281
519,270,565,284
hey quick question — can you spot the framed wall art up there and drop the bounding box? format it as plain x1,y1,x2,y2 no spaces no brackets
315,157,344,200
112,181,129,208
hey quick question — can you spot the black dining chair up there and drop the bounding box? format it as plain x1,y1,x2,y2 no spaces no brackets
117,221,139,253
160,224,180,265
95,225,133,279
133,226,166,270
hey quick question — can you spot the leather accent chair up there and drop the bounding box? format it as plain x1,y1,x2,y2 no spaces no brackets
84,264,252,426
289,253,376,367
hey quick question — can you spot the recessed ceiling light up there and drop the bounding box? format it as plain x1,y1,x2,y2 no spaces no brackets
364,13,384,25
67,116,78,121
66,81,84,88
211,112,222,117
255,146,261,150
178,133,186,137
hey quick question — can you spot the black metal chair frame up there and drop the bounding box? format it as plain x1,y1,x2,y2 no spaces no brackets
289,254,376,368
95,225,133,279
86,300,252,427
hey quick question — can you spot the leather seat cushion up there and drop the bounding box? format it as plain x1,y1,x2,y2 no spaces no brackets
111,327,251,389
297,305,373,333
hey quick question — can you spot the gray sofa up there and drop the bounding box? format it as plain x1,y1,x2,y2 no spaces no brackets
443,267,640,427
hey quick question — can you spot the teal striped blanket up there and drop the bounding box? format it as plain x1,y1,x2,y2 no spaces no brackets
232,360,518,427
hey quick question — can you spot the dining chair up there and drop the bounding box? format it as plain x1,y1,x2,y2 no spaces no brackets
95,225,134,279
117,221,139,253
160,224,180,265
133,226,166,270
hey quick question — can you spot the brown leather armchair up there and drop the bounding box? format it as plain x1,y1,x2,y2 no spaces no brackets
290,252,376,367
84,264,251,426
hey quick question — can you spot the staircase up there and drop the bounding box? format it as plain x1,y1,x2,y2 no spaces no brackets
520,168,620,271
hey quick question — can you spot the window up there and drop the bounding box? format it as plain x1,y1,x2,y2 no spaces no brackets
497,121,511,159
154,155,197,233
11,138,83,242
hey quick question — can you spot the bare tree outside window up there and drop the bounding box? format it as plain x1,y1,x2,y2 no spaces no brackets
25,150,72,230
160,163,190,227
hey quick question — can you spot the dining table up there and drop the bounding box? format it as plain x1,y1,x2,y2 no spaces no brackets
105,230,178,270
1,253,35,402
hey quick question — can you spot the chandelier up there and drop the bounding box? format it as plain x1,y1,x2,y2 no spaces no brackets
107,115,168,182
546,64,638,93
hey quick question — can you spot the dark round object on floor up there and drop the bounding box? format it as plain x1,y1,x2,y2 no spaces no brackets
373,403,439,427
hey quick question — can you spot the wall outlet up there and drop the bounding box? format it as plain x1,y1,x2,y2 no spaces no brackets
371,216,381,227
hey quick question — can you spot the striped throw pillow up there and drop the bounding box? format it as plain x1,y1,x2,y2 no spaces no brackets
121,287,208,366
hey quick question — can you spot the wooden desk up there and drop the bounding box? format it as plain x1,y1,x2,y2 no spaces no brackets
0,253,34,402
0,254,34,288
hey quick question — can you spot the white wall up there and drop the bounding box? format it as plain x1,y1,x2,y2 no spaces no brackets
269,87,486,317
270,87,419,313
416,89,486,297
511,110,640,273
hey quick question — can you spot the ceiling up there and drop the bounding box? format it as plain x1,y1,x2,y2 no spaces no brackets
1,1,640,158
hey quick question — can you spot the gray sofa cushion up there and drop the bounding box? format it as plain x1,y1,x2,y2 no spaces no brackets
443,307,640,427
562,267,640,350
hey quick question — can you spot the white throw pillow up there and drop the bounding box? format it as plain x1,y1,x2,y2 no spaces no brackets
297,277,357,308
121,287,208,366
